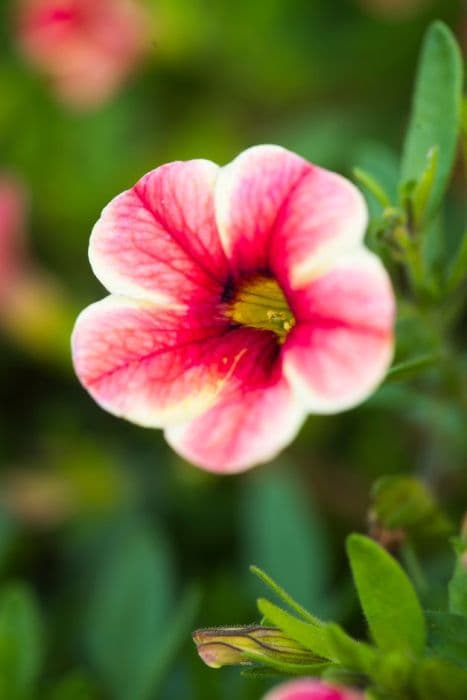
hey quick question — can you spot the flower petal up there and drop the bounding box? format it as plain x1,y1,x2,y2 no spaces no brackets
71,295,254,428
271,165,368,290
263,678,363,700
165,333,305,473
283,249,395,413
89,160,229,305
215,145,311,274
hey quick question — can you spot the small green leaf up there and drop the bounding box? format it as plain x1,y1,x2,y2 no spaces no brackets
250,566,320,625
446,230,467,292
346,534,426,656
426,611,467,669
401,21,463,218
0,583,43,700
256,599,334,661
411,146,439,229
353,168,392,209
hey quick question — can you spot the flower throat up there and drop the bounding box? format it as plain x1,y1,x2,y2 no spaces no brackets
225,276,295,342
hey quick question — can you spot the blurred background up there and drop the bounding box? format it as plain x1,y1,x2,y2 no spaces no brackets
0,0,466,698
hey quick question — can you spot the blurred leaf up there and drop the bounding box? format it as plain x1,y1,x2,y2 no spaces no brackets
48,673,99,700
371,476,451,537
401,21,463,218
446,230,467,292
411,146,439,229
84,522,174,700
0,583,43,700
149,584,201,694
414,659,467,700
240,464,330,615
353,168,391,209
346,534,426,656
426,611,467,669
448,540,467,618
386,354,440,382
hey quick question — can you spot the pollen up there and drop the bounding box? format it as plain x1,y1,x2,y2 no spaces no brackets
224,276,296,342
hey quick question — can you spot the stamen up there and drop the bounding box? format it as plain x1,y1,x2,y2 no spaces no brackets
224,276,295,341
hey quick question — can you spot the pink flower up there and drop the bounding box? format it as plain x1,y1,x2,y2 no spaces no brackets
72,145,395,473
0,176,26,308
17,0,149,109
262,679,363,700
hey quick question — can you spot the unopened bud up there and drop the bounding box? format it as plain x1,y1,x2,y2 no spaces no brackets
193,625,320,669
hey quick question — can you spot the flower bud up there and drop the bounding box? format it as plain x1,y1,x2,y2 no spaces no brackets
193,625,321,669
262,678,364,700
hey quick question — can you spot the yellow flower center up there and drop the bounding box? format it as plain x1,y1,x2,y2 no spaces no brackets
225,276,295,342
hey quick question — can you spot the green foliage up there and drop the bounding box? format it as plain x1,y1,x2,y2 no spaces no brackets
346,534,426,656
370,476,451,538
240,467,329,615
401,21,463,220
84,523,174,700
0,584,43,700
449,539,467,618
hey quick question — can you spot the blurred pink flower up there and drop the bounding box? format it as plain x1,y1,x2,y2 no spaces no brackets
263,679,363,700
72,145,395,473
17,0,150,109
0,176,26,308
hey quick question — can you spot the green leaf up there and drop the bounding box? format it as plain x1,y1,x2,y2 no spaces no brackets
448,541,467,617
0,583,43,700
414,659,467,700
386,354,440,382
353,168,392,209
240,465,330,616
346,534,426,656
446,230,467,292
411,146,439,229
84,522,174,700
48,673,98,700
401,21,463,218
324,623,377,675
426,611,467,669
256,599,334,661
249,566,321,625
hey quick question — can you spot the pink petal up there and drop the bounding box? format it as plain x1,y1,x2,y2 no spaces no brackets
165,332,305,473
215,145,311,275
283,249,395,413
263,679,363,700
214,145,366,286
71,295,254,428
270,166,368,292
89,160,229,306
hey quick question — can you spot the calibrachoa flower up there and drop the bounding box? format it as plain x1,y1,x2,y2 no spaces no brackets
72,145,395,473
0,176,25,308
262,679,363,700
17,0,149,109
